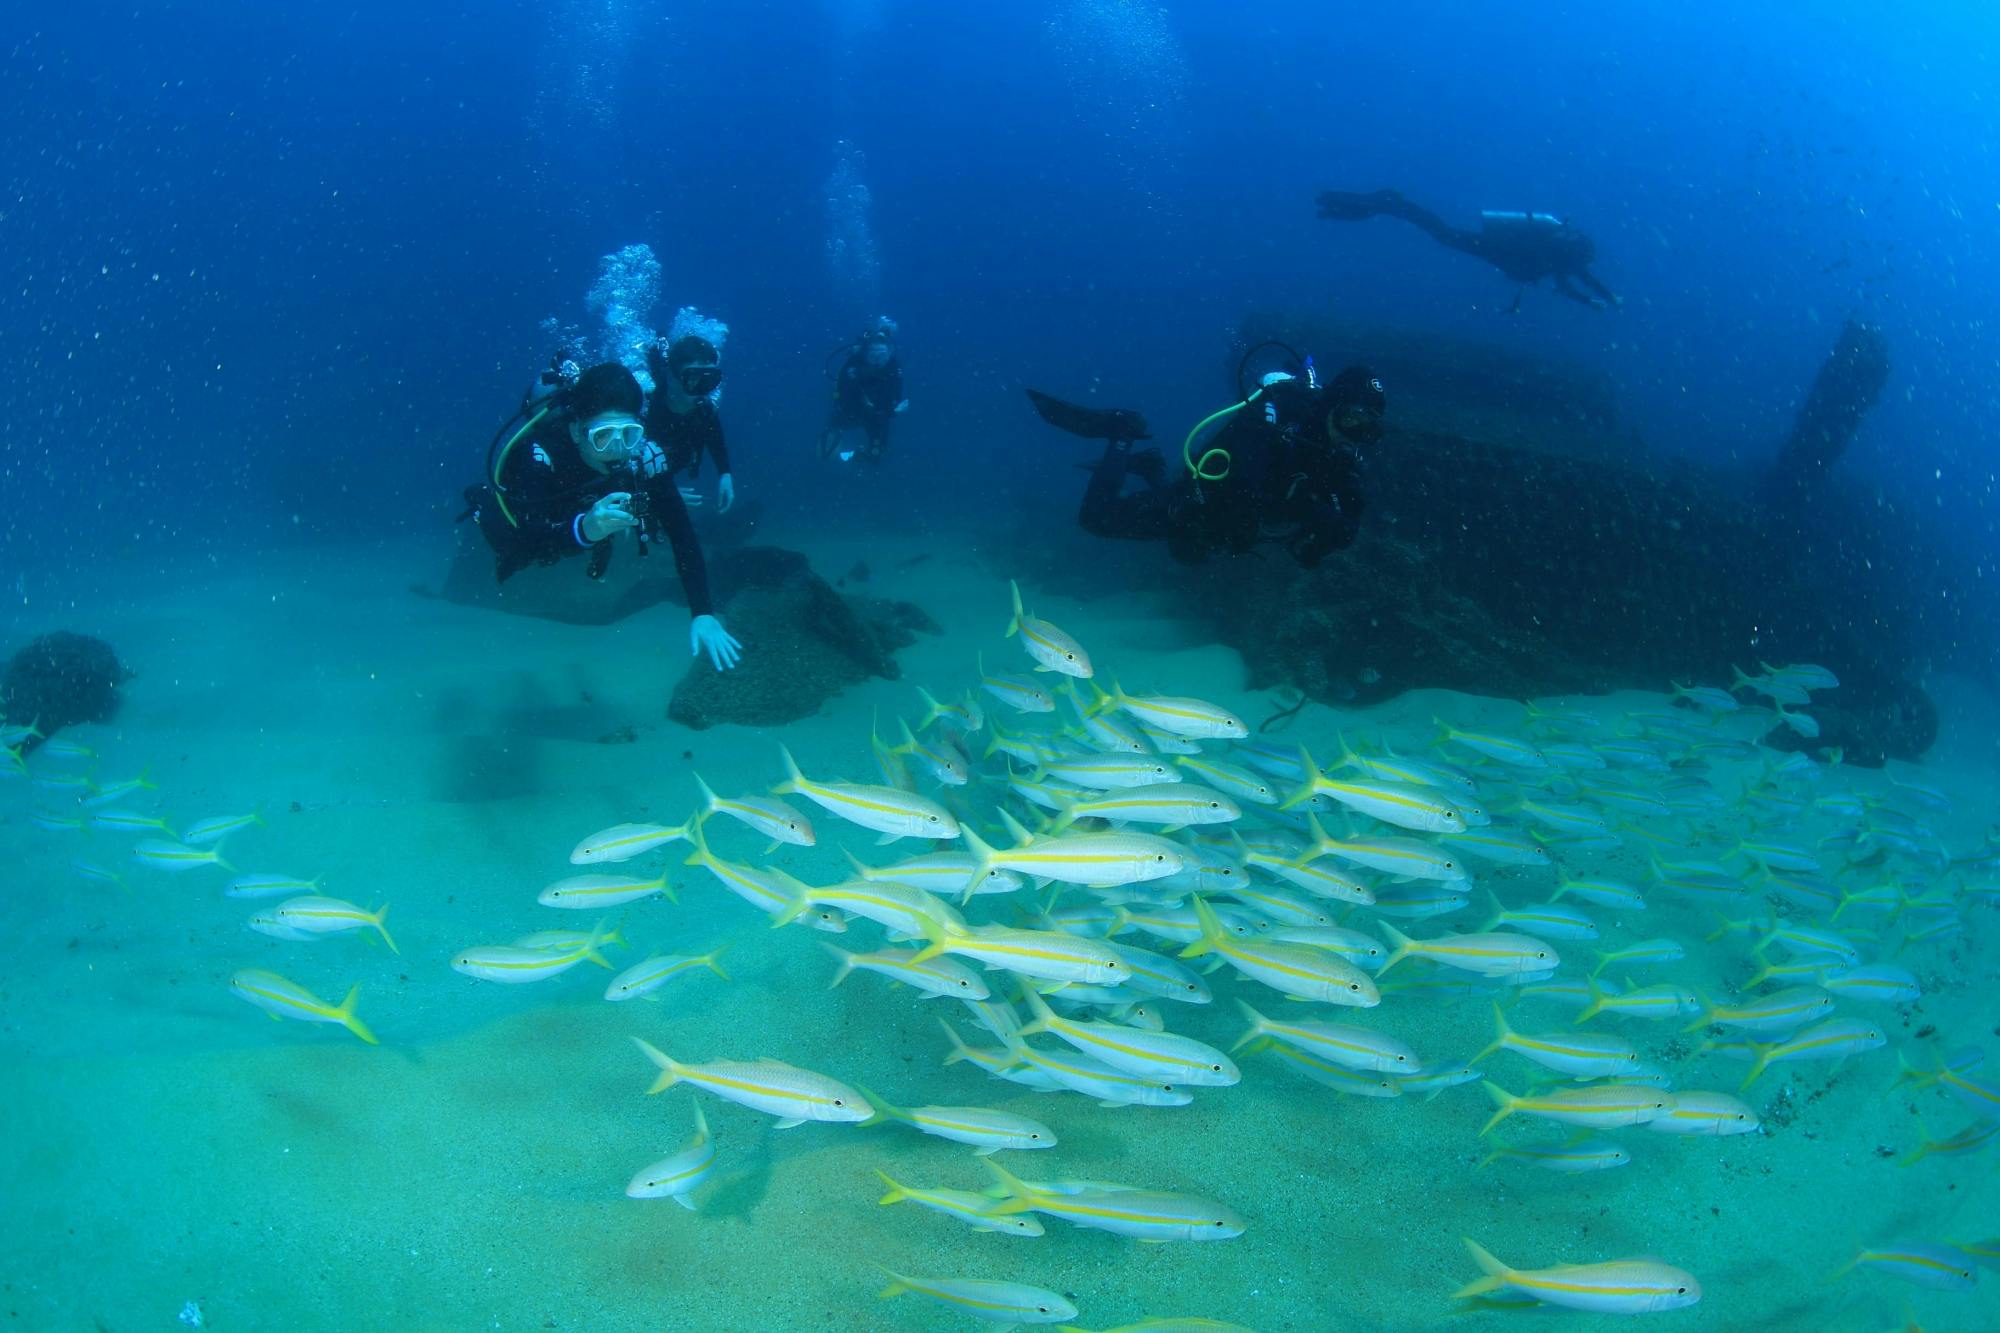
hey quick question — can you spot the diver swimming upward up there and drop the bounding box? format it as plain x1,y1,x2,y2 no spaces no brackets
1316,189,1619,312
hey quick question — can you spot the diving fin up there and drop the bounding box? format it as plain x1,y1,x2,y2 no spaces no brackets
1026,389,1151,443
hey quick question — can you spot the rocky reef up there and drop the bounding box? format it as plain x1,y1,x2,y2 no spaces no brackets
430,532,936,727
668,547,938,729
1012,315,1942,764
1,632,133,751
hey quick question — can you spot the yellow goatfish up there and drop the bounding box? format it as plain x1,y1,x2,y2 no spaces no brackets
878,1265,1076,1324
133,839,231,873
451,922,618,983
1454,1239,1700,1313
1092,680,1247,740
1006,579,1093,678
536,872,674,909
229,969,377,1044
271,896,397,953
631,1039,870,1127
774,744,959,842
569,818,694,865
692,772,814,847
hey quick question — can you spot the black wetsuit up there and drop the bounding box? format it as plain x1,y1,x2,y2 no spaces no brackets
826,352,904,459
1079,378,1364,568
492,415,714,615
1317,189,1617,309
644,396,731,482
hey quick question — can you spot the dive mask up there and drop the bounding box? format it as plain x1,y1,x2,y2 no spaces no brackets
678,365,723,396
1331,404,1384,444
586,418,644,459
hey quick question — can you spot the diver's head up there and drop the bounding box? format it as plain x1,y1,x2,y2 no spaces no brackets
569,362,645,472
861,330,896,369
1325,366,1386,444
663,335,723,404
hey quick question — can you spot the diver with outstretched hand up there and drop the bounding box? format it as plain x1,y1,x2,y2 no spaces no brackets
467,360,743,670
1316,189,1619,312
1029,347,1385,569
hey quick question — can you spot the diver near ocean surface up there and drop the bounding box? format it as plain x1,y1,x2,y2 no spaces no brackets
1316,188,1619,312
1029,346,1385,569
643,334,736,512
466,358,743,670
821,319,909,464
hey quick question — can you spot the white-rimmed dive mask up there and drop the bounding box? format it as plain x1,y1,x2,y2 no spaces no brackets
580,413,643,466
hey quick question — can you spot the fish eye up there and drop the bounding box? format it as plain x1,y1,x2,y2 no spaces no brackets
1036,1307,1050,1314
1675,1287,1686,1295
1348,982,1361,991
833,1098,846,1107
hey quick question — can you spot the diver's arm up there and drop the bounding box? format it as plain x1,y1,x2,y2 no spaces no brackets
504,445,600,562
1292,453,1365,567
1292,495,1361,568
1551,272,1598,308
1575,267,1619,307
702,408,732,478
644,477,715,618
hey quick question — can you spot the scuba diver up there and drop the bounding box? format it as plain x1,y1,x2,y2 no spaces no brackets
464,358,743,670
821,320,909,464
643,334,736,512
1315,189,1619,312
1028,346,1385,569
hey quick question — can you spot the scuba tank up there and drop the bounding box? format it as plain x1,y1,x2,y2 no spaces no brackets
1480,210,1566,235
1181,340,1317,482
480,353,581,529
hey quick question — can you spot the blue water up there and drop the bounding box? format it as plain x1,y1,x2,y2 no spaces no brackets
5,4,2000,1329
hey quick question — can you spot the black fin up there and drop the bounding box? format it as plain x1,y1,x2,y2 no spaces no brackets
1025,389,1151,442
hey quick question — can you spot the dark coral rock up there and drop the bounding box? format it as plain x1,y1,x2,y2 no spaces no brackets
668,547,937,729
2,632,133,751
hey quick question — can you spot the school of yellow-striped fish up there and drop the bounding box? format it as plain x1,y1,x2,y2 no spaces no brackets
7,581,1999,1328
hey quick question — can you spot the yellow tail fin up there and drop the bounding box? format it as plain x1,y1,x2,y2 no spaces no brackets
632,1037,681,1095
370,904,398,955
1452,1237,1512,1300
874,1168,911,1206
336,984,378,1046
1477,1081,1520,1137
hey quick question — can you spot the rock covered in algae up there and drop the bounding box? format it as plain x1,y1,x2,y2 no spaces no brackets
668,547,938,729
1,631,133,751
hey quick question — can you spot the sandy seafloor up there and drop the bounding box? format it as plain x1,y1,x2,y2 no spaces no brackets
2,519,1997,1333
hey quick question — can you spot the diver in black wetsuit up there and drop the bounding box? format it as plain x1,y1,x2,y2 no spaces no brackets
822,326,908,463
1028,360,1385,569
643,335,736,511
477,361,742,669
1316,189,1619,312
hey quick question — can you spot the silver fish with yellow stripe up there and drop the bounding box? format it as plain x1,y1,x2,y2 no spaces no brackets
632,1039,870,1128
